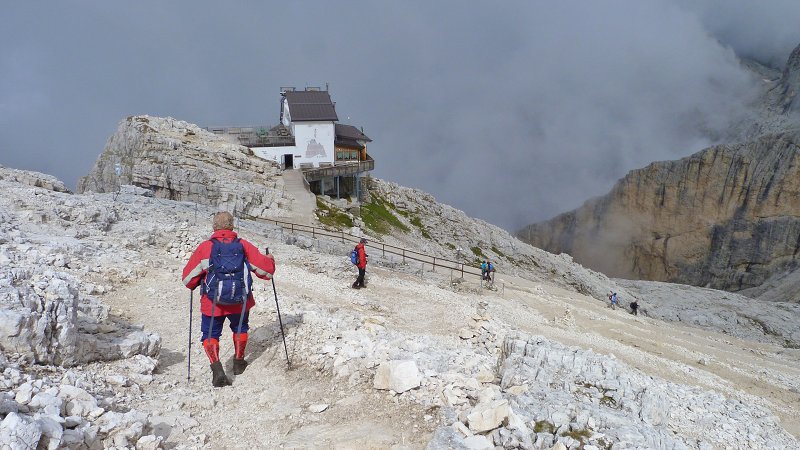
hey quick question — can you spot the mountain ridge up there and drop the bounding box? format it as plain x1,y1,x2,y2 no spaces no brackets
518,43,800,299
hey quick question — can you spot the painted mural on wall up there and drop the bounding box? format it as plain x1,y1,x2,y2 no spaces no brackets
305,129,326,158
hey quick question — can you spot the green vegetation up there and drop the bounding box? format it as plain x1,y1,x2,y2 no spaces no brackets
470,246,485,258
394,206,431,239
533,420,555,434
408,215,431,239
596,437,613,450
360,193,409,235
561,428,592,441
600,395,617,407
315,198,353,228
445,242,456,250
491,246,506,258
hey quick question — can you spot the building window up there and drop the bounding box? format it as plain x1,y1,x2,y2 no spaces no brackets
336,151,343,160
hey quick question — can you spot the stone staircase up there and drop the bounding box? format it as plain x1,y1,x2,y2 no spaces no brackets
281,169,317,226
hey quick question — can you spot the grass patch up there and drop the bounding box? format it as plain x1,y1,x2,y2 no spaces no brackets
596,437,613,450
491,246,506,258
393,208,431,239
315,198,353,229
533,420,555,434
360,193,409,235
408,215,431,239
445,242,456,250
471,246,486,259
600,395,617,407
561,428,592,441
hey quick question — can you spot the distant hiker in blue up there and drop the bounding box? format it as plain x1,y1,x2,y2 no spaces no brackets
481,261,488,281
610,292,618,310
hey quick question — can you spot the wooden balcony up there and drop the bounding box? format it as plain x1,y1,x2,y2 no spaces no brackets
302,155,374,182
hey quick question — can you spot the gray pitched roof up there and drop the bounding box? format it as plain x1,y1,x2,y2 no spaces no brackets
284,90,338,122
335,124,371,142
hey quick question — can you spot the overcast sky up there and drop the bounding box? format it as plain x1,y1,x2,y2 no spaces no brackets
2,1,800,230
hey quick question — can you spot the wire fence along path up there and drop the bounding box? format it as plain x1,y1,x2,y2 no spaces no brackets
258,217,487,279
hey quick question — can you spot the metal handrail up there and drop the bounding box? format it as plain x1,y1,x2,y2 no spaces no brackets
258,217,485,279
302,156,375,182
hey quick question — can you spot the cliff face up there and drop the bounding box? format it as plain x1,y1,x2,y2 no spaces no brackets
77,115,283,219
520,131,800,292
520,44,800,296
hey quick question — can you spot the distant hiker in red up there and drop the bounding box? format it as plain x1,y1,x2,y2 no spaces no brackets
182,212,275,387
352,238,368,289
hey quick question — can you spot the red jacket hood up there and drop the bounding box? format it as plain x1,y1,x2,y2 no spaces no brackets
210,229,238,240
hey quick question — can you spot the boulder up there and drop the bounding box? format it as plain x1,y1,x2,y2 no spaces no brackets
373,360,421,393
462,434,493,450
466,399,510,433
0,412,42,449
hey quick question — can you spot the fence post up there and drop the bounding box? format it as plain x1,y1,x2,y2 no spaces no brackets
402,249,405,264
341,231,344,244
432,257,436,272
382,244,385,257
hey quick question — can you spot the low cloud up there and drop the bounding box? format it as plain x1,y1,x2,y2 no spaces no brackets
1,1,797,230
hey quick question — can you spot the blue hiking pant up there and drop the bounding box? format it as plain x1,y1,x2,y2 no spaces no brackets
200,311,250,341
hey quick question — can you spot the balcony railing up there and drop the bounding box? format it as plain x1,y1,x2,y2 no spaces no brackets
303,155,374,182
204,126,295,147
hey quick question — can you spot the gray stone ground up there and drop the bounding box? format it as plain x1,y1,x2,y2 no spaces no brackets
1,165,799,449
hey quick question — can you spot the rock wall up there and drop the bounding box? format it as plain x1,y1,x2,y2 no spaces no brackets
520,130,800,293
77,116,283,219
0,165,70,193
0,168,161,366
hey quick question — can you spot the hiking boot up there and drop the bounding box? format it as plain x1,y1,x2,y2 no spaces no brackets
352,283,361,289
233,358,248,375
210,361,231,387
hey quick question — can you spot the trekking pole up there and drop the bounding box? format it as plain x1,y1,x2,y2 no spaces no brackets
272,277,291,369
267,247,291,369
187,289,193,382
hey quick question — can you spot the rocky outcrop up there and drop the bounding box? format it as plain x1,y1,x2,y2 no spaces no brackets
768,43,800,115
77,116,284,219
0,165,70,193
617,279,800,347
519,45,800,297
0,353,166,449
520,130,800,293
0,169,161,366
487,333,797,449
3,158,799,447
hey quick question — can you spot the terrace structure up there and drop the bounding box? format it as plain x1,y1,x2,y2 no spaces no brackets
207,87,373,200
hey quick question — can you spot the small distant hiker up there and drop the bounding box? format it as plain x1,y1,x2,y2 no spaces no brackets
352,238,368,289
486,261,496,285
481,261,488,281
630,299,639,316
182,211,275,387
610,292,618,310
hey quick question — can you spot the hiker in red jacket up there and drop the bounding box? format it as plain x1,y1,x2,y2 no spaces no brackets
182,212,275,387
352,238,368,289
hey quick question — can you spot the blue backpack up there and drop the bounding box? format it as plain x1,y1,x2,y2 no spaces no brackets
201,238,252,304
350,247,358,265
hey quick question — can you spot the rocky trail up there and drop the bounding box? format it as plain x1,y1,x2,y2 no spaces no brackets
91,204,800,448
2,164,800,449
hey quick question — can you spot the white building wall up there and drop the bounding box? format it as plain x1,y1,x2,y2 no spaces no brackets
251,146,296,165
251,121,335,169
293,122,335,167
